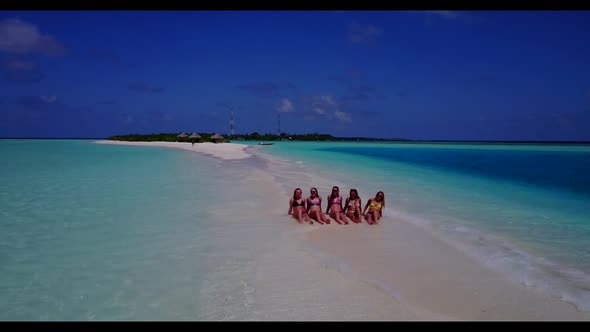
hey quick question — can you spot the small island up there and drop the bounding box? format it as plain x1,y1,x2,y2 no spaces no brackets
107,132,413,143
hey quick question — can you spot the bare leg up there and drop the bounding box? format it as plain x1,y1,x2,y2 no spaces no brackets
371,211,380,224
335,211,347,224
350,211,361,223
320,213,330,224
346,211,356,223
310,211,325,225
309,211,316,224
330,211,343,224
355,208,363,223
365,212,374,225
373,211,381,224
309,211,320,225
340,212,349,224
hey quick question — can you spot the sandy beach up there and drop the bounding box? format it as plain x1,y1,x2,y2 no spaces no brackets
94,140,251,160
92,140,590,320
4,10,589,322
303,221,590,320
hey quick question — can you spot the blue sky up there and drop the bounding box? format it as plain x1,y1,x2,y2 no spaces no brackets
1,10,589,140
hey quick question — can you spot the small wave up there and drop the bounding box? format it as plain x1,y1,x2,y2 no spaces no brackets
251,144,590,312
388,208,590,312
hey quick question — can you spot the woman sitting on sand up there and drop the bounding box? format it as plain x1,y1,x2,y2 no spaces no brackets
288,188,311,223
344,189,362,223
362,191,385,225
307,187,329,225
326,186,348,225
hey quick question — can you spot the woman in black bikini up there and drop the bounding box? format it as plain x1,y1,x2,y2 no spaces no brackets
307,187,329,225
344,188,362,223
288,187,311,223
326,186,347,225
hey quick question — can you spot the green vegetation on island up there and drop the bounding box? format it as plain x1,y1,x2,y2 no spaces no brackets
108,133,223,143
107,132,413,142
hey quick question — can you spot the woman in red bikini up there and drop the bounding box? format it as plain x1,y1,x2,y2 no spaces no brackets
326,186,347,225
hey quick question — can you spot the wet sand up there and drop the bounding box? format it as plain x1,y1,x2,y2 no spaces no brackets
304,220,590,320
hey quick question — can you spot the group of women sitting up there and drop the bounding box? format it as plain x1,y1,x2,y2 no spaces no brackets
288,186,385,225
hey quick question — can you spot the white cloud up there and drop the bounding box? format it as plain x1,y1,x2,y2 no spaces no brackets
334,110,352,123
303,94,353,123
311,95,335,107
277,98,294,113
312,107,325,115
0,18,67,55
322,95,335,105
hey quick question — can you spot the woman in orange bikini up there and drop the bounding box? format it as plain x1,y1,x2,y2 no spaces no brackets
326,186,347,225
363,191,385,225
288,187,311,223
344,189,362,223
306,187,329,225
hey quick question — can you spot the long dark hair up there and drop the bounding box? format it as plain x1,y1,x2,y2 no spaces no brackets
293,187,303,200
310,187,319,199
330,186,340,198
349,188,359,200
375,191,385,206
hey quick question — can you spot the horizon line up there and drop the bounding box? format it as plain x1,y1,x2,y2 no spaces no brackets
2,137,590,144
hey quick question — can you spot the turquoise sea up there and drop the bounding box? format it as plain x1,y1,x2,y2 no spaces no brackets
2,139,590,319
243,141,590,311
0,139,285,320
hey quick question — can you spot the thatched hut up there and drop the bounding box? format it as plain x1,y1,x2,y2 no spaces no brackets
189,133,201,142
210,133,224,143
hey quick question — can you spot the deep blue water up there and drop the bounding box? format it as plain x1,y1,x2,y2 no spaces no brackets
320,146,590,196
260,141,590,311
